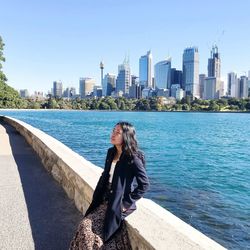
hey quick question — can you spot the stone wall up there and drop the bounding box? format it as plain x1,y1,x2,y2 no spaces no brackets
2,116,226,250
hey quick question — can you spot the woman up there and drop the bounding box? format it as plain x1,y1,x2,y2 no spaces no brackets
70,121,149,249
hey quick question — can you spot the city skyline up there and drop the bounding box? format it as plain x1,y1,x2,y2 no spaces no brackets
1,0,250,93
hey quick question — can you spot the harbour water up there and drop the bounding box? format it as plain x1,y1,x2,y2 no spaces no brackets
1,110,249,249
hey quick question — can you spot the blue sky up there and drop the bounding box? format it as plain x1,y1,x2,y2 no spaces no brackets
1,0,250,93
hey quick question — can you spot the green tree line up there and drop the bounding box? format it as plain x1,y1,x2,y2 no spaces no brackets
8,96,250,112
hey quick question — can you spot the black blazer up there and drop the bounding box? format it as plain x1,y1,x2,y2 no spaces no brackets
85,146,150,242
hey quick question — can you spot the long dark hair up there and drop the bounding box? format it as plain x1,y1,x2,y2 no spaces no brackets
115,121,145,165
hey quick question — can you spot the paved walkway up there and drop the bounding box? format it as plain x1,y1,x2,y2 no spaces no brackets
0,119,82,250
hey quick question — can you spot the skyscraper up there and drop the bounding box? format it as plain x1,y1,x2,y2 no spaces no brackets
199,74,206,99
128,75,141,98
93,86,102,98
79,77,95,98
53,81,63,98
208,45,221,78
139,50,152,88
203,77,218,99
171,68,183,88
63,87,76,98
116,59,131,96
102,73,116,96
154,58,171,89
204,46,223,99
248,71,250,96
239,76,248,98
227,72,238,97
182,47,199,98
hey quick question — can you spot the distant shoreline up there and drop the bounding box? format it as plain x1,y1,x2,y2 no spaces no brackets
0,109,250,114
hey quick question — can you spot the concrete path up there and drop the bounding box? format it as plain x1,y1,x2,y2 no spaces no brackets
0,119,82,250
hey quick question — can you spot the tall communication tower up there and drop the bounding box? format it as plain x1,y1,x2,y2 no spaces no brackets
100,61,104,86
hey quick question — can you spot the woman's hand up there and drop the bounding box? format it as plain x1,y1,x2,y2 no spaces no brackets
121,206,127,212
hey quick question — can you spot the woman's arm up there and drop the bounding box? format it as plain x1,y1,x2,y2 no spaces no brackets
130,155,150,202
85,148,113,215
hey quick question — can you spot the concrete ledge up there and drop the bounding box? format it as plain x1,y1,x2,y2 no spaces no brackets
1,116,226,250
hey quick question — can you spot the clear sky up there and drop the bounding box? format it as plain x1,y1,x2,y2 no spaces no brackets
1,0,250,94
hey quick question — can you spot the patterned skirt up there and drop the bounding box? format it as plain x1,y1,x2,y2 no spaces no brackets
69,202,132,250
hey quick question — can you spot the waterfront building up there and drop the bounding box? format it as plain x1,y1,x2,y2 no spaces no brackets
70,87,76,97
19,89,29,98
93,86,103,98
227,72,238,98
154,58,171,89
170,84,181,98
53,81,63,98
204,46,223,99
141,87,155,98
102,73,116,96
235,78,241,99
129,75,141,98
129,84,142,99
139,50,152,88
171,68,183,89
248,72,250,97
176,87,185,100
79,77,95,98
239,76,248,98
116,59,131,96
152,77,155,89
208,45,221,78
182,47,199,98
32,91,44,101
156,88,169,98
204,77,223,99
199,74,206,99
63,87,76,98
131,75,139,85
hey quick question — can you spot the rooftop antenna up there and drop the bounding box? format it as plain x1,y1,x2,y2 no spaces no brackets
127,50,130,65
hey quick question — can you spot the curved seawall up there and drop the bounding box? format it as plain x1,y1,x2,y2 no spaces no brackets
1,116,226,250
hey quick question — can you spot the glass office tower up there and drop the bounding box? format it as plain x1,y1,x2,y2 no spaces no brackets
182,47,199,98
139,50,152,88
154,58,171,89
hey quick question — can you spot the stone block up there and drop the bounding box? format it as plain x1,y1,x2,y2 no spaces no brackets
51,163,62,183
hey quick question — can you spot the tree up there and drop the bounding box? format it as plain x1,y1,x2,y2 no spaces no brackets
217,98,228,106
208,100,220,111
120,100,126,110
32,102,41,109
149,97,158,110
48,98,59,109
191,103,198,111
99,102,110,110
245,100,250,110
0,36,27,109
181,96,191,105
182,103,190,111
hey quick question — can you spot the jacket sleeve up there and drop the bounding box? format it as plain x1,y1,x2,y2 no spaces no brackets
85,148,112,215
85,170,105,215
130,155,150,202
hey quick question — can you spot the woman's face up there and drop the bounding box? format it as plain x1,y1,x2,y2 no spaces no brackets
110,125,123,146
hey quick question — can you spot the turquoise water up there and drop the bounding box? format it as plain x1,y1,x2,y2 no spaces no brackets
1,110,250,249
